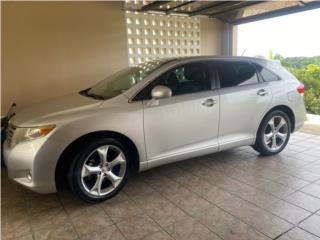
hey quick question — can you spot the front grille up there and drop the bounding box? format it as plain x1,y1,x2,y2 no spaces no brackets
6,124,16,142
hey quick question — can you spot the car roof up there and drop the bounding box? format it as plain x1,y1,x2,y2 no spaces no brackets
158,55,279,67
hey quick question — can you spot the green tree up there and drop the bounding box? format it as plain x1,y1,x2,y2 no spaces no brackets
304,88,320,114
268,51,320,115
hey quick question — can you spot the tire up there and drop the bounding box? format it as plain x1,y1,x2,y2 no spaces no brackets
68,138,130,203
253,110,291,156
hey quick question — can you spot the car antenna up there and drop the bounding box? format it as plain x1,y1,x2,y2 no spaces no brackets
241,48,247,56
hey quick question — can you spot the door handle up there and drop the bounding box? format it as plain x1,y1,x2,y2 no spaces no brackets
202,98,216,107
257,89,268,96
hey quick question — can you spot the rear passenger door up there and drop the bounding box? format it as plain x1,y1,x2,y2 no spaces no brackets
215,60,272,150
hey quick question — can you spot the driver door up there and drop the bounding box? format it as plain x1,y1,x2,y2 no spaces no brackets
136,62,220,167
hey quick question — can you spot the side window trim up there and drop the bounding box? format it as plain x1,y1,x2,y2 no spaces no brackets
132,60,216,102
207,61,219,90
251,62,264,83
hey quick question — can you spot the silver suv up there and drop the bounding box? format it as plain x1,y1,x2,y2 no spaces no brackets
3,56,306,202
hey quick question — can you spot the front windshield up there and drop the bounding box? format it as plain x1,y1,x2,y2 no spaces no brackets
85,60,165,99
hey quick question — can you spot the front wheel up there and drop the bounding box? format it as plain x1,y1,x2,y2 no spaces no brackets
253,110,291,156
68,138,129,203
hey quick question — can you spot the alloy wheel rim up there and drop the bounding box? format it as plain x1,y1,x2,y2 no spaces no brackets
81,145,126,196
264,115,288,151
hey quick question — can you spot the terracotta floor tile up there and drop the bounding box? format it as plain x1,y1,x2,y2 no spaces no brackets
33,223,78,240
2,234,35,240
195,205,270,240
106,191,131,204
164,216,221,240
299,214,320,237
287,170,320,182
1,185,26,208
272,174,310,190
257,181,296,198
102,200,143,223
14,234,35,240
166,188,212,215
236,188,280,209
265,200,312,224
300,184,320,199
213,177,252,196
285,191,320,212
228,169,269,187
116,214,160,240
1,216,32,239
2,205,29,220
219,197,293,239
57,189,79,205
303,164,320,175
142,174,181,196
195,183,233,205
30,207,70,231
294,153,320,163
123,178,155,198
245,158,295,174
80,225,125,240
26,194,61,215
133,192,188,226
141,230,174,240
271,157,309,168
178,175,233,204
314,179,320,185
65,203,113,236
214,178,279,208
248,167,283,180
277,227,320,240
157,165,188,181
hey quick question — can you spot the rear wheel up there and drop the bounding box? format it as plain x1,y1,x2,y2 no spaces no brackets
68,138,129,203
253,110,291,156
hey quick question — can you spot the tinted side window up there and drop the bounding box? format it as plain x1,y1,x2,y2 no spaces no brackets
134,62,211,100
218,61,259,88
256,65,280,82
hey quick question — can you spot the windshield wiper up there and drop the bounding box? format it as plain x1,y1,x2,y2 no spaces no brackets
79,88,105,100
86,93,105,100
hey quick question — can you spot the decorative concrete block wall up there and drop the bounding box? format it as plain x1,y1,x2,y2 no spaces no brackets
126,11,201,66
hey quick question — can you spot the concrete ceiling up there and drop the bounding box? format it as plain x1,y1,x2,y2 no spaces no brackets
124,1,320,25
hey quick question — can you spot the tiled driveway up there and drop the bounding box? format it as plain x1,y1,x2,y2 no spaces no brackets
2,132,320,240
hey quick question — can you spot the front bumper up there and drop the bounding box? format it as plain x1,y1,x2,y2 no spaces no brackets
3,137,58,193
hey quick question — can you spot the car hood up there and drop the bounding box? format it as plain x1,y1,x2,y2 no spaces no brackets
11,93,103,126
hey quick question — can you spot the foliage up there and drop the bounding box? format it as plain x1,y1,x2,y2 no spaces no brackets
304,88,320,114
281,56,320,68
289,64,320,90
270,53,320,115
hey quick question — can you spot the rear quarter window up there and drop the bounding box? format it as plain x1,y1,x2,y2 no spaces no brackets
217,61,259,88
256,65,280,82
265,62,297,81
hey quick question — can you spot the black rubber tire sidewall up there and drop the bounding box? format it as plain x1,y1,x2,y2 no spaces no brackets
68,138,129,203
254,110,291,156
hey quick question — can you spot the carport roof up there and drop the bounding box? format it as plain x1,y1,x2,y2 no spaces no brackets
124,1,320,25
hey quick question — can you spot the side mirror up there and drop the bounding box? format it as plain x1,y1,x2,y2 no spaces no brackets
151,85,172,100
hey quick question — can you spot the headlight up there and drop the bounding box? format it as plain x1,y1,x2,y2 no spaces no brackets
10,125,55,147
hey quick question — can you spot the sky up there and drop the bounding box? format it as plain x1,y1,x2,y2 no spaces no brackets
237,8,320,58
